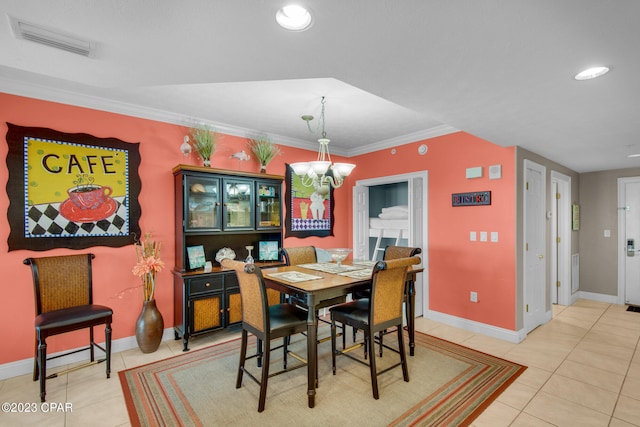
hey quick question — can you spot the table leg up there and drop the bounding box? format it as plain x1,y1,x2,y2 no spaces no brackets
307,307,318,408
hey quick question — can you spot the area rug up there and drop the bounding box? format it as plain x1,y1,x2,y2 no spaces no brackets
119,331,526,427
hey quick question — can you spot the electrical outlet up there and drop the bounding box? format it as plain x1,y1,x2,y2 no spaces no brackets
470,291,478,303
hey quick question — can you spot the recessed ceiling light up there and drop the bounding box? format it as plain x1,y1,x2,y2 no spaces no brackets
276,5,312,31
574,66,610,81
627,154,640,158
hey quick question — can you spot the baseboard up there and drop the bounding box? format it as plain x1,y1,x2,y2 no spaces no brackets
578,291,618,304
0,328,175,380
425,310,527,343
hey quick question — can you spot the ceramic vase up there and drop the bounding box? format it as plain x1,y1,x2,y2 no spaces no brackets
135,299,164,353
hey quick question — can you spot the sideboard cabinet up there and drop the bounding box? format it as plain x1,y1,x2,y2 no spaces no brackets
172,165,284,351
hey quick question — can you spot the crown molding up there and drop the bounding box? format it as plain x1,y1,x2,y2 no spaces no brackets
1,76,456,157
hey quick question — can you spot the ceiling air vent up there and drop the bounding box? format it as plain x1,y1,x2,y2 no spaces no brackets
9,16,94,57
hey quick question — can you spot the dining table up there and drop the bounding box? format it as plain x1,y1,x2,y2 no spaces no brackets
261,260,423,408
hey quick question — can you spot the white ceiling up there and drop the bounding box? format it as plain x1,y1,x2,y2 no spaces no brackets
1,0,638,173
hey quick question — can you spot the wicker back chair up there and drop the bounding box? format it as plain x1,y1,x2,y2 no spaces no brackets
24,254,112,402
330,256,420,399
280,246,317,266
383,245,422,260
221,259,308,412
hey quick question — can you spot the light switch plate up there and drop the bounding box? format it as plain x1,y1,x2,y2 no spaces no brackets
470,231,477,241
480,231,488,242
466,166,483,179
491,231,499,242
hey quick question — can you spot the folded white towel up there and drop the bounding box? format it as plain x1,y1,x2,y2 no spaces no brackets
378,211,409,219
381,205,408,213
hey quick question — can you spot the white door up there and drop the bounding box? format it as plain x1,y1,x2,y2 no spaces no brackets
621,179,640,305
524,160,547,333
409,176,425,316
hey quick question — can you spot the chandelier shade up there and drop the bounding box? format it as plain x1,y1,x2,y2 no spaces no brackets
291,97,355,190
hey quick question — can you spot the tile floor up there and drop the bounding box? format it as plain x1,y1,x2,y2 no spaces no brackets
0,299,639,426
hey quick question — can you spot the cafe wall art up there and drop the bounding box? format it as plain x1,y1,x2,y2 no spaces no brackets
5,123,141,251
284,164,334,238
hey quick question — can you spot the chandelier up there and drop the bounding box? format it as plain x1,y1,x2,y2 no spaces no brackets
290,96,356,193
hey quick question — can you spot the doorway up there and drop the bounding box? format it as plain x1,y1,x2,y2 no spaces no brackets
523,160,547,333
617,177,640,305
353,171,428,316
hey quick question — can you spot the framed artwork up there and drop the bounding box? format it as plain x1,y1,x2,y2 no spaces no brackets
258,240,279,261
285,164,334,238
187,245,206,270
5,123,141,251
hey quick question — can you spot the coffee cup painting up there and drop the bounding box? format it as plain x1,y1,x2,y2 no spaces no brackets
5,123,141,251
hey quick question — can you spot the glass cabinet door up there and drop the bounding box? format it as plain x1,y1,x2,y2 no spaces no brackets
185,175,221,230
223,179,254,229
256,180,281,229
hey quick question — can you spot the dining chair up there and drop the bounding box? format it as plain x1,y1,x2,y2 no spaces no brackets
329,256,420,399
353,245,422,355
24,253,112,402
221,259,308,412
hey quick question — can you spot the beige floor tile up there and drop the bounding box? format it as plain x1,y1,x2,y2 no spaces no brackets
65,394,130,427
555,359,625,393
613,395,640,426
628,361,640,379
575,337,636,362
590,322,640,342
471,400,520,427
609,418,639,427
523,391,611,426
513,366,552,390
510,412,556,427
495,381,538,410
567,347,630,376
621,375,640,400
419,323,476,343
541,374,618,415
455,333,517,358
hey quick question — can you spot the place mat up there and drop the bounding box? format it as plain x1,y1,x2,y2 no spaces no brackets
265,271,323,283
298,262,367,274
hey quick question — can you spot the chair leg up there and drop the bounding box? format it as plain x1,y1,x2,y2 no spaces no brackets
367,330,379,400
331,318,337,375
379,331,384,357
256,337,263,367
258,339,271,413
37,336,46,402
105,322,112,379
398,325,409,382
283,336,288,369
33,337,39,382
89,326,95,362
236,330,248,389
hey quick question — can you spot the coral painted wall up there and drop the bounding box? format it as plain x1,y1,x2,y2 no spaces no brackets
0,93,350,366
349,134,516,329
0,92,516,369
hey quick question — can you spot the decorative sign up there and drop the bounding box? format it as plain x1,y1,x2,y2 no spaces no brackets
5,123,141,251
452,191,491,207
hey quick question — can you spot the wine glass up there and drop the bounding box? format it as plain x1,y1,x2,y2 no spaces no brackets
327,248,352,267
245,245,254,264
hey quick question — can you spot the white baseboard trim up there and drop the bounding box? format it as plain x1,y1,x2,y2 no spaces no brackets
0,328,175,380
578,291,618,304
425,310,527,343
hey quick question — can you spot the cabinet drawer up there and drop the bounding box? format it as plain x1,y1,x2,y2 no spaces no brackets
188,276,223,295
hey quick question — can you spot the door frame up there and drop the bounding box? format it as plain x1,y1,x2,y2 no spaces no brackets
550,171,572,306
617,176,640,304
353,170,429,315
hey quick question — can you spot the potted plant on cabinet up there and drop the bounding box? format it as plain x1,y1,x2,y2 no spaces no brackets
188,124,217,167
248,135,281,173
